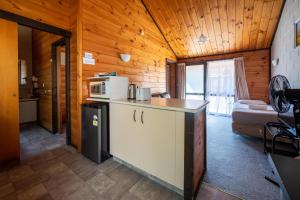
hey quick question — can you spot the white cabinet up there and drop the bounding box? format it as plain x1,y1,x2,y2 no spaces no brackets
110,103,179,187
110,103,141,167
19,99,38,123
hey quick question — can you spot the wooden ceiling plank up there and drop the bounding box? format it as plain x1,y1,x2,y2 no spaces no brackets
193,0,214,55
174,0,201,56
226,0,236,52
200,0,220,54
175,0,203,56
256,0,274,49
235,0,245,51
149,2,190,57
141,0,284,58
162,0,193,56
142,0,186,56
207,0,225,53
249,0,264,49
186,0,209,55
264,0,284,47
217,0,230,53
242,0,255,49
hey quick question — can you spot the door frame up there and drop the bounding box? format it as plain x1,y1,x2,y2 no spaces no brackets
0,10,72,145
185,62,207,100
51,38,68,136
165,58,176,97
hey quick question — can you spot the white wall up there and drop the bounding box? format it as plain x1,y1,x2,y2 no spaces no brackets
271,0,300,88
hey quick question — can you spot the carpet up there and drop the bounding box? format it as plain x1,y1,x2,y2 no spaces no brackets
204,115,280,200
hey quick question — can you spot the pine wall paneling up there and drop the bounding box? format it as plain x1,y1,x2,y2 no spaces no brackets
81,0,176,99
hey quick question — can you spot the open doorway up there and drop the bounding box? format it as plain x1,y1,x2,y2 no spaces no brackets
18,26,68,160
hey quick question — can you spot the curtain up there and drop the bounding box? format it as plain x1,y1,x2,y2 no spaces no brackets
176,63,186,99
206,60,235,115
234,57,250,100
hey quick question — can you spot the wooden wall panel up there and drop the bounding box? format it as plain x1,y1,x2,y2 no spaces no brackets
0,0,81,148
81,0,176,99
179,49,270,102
32,30,62,131
0,0,72,29
143,0,284,58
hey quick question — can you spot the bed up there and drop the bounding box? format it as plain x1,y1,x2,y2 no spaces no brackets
232,100,278,138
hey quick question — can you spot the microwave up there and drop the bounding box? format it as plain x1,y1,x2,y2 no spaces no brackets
89,76,129,99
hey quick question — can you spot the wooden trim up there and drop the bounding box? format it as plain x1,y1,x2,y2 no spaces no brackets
51,38,65,134
166,58,177,64
140,0,177,57
184,109,207,200
65,37,71,145
184,112,195,199
270,0,286,47
177,48,270,63
0,10,71,38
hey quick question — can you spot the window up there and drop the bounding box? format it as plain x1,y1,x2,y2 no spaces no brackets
185,64,205,100
19,59,27,85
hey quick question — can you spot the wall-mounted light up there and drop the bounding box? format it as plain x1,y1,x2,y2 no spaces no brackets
120,53,131,63
271,58,279,66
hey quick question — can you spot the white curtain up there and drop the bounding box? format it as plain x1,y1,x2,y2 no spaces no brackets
206,59,235,115
234,57,250,100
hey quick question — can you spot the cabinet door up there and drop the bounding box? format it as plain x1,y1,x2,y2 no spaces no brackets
139,107,176,185
110,103,141,167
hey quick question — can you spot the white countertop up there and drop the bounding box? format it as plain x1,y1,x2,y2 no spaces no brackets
86,97,209,113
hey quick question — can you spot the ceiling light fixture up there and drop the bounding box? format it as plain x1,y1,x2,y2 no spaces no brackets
198,34,208,44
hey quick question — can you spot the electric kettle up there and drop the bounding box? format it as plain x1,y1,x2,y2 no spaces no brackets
128,84,136,99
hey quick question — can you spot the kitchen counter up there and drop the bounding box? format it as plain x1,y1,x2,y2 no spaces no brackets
86,97,209,200
86,97,208,113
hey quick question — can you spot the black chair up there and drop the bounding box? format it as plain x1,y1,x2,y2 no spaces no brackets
264,122,300,155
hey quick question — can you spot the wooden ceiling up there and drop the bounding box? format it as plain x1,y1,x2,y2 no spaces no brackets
142,0,285,58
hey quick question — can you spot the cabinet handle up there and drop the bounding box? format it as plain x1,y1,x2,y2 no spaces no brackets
141,111,144,124
133,110,136,122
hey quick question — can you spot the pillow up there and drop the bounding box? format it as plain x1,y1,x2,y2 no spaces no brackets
249,104,268,110
238,99,267,105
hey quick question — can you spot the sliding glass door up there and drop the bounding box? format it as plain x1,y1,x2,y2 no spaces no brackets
185,64,205,100
185,60,235,115
206,60,235,115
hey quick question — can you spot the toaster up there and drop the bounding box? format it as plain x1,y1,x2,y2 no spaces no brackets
136,87,151,101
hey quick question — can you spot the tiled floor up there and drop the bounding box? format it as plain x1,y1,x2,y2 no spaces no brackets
20,124,66,160
0,146,241,200
0,125,242,200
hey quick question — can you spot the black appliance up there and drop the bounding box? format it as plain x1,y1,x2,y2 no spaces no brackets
81,102,110,163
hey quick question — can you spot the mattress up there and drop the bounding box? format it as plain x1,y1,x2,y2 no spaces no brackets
232,102,278,125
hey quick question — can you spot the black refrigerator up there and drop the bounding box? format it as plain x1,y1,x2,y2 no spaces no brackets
81,102,110,163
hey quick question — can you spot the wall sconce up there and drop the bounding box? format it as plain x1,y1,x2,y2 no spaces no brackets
120,53,131,63
271,58,279,66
